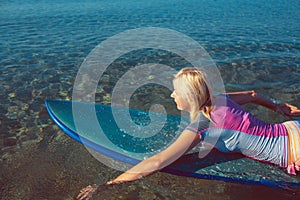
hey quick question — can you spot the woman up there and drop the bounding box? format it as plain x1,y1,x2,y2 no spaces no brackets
77,68,300,200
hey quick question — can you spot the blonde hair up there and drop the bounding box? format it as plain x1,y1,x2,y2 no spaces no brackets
173,68,213,121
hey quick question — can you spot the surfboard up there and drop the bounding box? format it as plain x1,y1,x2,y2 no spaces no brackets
45,100,300,189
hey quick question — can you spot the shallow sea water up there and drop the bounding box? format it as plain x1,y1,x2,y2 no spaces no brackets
1,0,300,199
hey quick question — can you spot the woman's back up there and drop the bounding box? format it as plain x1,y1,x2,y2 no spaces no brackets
187,95,289,167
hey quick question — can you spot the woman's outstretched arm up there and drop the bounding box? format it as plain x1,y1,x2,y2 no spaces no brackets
227,90,300,118
77,130,200,200
108,130,199,184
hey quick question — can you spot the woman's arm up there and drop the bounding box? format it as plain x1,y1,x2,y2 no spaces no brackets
107,130,199,183
227,90,300,117
227,90,276,108
77,130,200,200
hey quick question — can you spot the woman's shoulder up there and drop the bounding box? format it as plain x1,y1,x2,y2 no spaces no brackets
185,112,211,133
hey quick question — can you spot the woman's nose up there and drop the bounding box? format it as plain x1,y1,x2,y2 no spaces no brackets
170,91,175,98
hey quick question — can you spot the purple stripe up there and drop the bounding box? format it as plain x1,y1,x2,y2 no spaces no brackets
186,126,208,135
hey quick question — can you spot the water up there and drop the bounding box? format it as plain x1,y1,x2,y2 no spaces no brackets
1,0,300,199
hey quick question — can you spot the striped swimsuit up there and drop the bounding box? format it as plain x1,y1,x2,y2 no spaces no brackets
185,95,298,168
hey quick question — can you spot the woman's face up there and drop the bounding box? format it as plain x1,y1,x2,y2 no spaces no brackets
170,82,191,112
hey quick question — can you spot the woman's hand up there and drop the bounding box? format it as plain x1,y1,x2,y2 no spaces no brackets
76,183,112,200
77,184,99,200
276,103,300,118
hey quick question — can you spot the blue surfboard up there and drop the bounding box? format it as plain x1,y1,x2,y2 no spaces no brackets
46,100,300,189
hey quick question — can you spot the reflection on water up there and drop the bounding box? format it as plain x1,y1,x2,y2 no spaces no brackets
1,0,300,199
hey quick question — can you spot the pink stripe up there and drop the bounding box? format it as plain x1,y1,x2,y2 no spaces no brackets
211,99,288,138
